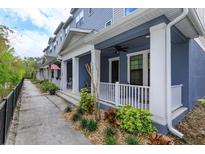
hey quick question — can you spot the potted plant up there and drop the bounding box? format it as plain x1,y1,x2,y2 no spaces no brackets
47,82,59,95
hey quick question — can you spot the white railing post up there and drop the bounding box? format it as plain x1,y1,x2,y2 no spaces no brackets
115,82,120,106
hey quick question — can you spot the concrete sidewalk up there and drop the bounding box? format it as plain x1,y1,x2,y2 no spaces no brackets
14,79,90,145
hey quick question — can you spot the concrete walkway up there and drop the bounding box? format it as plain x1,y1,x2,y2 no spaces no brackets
15,79,90,145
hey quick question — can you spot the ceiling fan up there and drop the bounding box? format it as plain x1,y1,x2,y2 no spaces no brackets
114,45,129,54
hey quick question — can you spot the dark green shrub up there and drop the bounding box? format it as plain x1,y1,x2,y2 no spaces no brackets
125,135,139,145
71,112,82,122
104,137,118,145
40,80,58,93
79,88,94,113
64,106,72,113
104,127,117,138
80,118,88,129
117,105,156,134
86,119,98,132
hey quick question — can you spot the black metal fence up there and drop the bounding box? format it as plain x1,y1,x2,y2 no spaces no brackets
0,79,24,145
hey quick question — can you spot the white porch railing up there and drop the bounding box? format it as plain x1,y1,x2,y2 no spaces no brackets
99,82,183,111
171,84,183,111
99,82,150,110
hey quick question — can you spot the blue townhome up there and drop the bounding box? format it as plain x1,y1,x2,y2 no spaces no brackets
36,8,205,137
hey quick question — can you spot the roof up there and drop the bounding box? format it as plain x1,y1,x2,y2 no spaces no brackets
63,16,73,29
54,22,64,35
48,37,54,44
52,36,56,42
43,46,49,53
59,28,93,54
70,8,78,14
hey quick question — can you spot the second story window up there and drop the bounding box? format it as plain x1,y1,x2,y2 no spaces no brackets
88,8,94,16
125,8,138,16
105,19,112,28
76,10,84,27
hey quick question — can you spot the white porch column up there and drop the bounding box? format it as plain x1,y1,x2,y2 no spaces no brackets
72,57,79,93
60,61,67,90
149,23,167,125
91,49,101,94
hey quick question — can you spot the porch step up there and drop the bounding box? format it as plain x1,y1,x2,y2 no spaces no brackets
56,90,80,106
172,106,188,120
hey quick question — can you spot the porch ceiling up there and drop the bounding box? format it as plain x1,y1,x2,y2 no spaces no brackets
101,35,150,55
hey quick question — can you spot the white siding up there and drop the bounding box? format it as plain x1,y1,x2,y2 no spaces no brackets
113,8,124,23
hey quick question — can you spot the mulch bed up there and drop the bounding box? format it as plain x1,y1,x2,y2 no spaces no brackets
64,107,174,145
64,108,150,145
169,102,205,144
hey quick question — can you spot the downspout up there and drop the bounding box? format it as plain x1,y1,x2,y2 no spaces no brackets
166,8,189,138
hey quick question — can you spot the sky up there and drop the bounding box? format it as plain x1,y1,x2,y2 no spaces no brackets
0,8,71,58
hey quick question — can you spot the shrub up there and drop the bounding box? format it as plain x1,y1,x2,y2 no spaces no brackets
76,107,84,115
46,82,59,91
198,98,205,106
86,119,98,132
104,127,117,138
80,118,88,129
117,105,156,134
104,108,119,126
125,135,139,145
79,88,94,113
71,112,82,122
148,133,174,145
104,137,118,145
40,80,58,93
64,106,72,113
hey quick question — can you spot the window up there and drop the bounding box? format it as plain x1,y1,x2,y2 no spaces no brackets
105,19,112,28
88,8,94,15
125,8,138,16
76,10,84,27
129,54,143,85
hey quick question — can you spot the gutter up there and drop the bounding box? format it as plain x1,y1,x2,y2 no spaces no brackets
165,8,188,138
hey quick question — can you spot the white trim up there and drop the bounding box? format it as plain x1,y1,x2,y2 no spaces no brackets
112,8,115,24
105,19,113,28
127,50,150,84
108,57,120,83
194,37,205,51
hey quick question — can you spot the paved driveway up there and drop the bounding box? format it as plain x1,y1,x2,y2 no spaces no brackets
15,80,90,145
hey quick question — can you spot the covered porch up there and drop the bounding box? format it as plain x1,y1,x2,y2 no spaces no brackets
98,33,183,112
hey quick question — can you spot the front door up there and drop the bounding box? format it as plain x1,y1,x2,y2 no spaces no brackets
67,61,72,89
111,60,119,83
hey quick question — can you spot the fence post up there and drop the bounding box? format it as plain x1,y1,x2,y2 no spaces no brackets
115,82,120,106
3,97,7,144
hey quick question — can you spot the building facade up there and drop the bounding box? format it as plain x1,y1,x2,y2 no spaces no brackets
36,8,205,135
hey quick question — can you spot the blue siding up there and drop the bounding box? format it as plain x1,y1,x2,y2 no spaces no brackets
79,54,91,90
171,30,190,108
95,16,169,49
188,39,205,109
70,8,113,31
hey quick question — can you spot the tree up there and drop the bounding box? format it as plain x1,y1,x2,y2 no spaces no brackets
0,25,25,100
